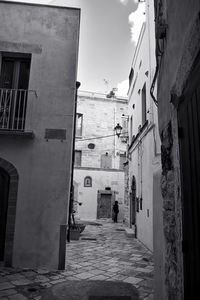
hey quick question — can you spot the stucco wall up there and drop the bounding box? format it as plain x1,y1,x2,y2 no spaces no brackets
126,1,161,251
74,168,125,221
157,0,200,133
0,1,80,268
129,130,160,251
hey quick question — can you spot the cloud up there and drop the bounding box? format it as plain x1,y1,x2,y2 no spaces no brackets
128,2,146,44
119,0,129,5
119,0,138,4
116,79,129,97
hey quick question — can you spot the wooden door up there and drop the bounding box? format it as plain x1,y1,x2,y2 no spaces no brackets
178,55,200,298
97,194,112,219
0,168,10,261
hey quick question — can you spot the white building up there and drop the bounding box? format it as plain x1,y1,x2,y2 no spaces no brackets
125,0,161,251
74,91,128,222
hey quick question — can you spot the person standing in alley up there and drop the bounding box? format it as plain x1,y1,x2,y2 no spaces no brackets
113,201,119,223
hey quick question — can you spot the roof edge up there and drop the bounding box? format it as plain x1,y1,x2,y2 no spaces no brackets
0,0,81,11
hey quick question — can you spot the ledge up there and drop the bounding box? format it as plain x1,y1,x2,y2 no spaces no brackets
74,166,124,172
0,130,34,139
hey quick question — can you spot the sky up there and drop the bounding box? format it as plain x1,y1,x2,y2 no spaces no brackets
7,0,146,96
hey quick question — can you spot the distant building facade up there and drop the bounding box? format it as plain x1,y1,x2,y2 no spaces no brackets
74,91,128,222
124,0,161,253
0,1,80,269
154,0,200,299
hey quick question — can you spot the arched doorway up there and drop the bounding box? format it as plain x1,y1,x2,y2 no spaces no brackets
130,176,136,236
0,168,10,261
0,158,18,266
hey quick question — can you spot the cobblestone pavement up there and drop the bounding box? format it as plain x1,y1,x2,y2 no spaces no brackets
0,221,154,299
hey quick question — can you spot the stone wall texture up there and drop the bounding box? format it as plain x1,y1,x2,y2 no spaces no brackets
155,0,200,298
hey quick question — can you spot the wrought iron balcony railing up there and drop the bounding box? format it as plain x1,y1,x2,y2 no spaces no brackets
0,88,32,131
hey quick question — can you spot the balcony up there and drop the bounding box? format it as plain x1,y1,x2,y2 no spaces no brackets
0,88,35,138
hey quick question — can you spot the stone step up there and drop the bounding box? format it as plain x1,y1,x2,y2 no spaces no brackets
125,228,135,238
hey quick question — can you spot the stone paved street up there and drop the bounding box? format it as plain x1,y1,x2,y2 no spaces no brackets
0,221,154,299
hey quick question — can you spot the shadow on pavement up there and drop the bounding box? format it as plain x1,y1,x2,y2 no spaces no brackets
41,280,139,300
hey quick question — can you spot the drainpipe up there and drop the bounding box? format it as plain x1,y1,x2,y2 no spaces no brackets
67,81,81,243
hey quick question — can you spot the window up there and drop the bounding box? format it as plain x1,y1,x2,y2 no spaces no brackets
101,153,112,169
141,83,147,126
76,113,83,137
74,150,82,167
119,153,126,170
84,176,92,187
140,197,143,210
0,52,31,130
129,68,134,88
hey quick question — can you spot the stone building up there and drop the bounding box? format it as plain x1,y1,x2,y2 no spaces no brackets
74,91,128,222
0,1,80,269
154,0,200,299
125,0,161,252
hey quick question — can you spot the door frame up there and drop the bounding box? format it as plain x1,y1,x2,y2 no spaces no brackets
0,158,18,266
97,190,115,219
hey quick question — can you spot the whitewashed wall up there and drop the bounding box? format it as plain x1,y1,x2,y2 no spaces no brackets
74,168,125,221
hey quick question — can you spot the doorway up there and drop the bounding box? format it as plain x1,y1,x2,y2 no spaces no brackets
130,176,136,227
0,168,10,261
177,54,200,298
0,158,18,266
97,193,112,219
97,190,115,219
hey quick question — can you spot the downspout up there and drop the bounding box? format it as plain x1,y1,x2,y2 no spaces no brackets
67,81,81,243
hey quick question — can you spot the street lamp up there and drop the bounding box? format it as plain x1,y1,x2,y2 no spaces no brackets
114,123,123,137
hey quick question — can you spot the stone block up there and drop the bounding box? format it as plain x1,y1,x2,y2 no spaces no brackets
125,228,135,238
0,282,14,291
11,279,32,286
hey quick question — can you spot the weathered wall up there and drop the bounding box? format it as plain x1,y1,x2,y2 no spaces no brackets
153,167,166,300
0,1,80,268
155,0,200,298
76,92,128,169
74,168,125,221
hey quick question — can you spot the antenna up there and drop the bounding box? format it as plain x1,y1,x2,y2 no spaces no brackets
103,79,109,93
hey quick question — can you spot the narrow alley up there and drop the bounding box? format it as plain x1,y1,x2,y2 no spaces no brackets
1,0,199,298
0,221,153,299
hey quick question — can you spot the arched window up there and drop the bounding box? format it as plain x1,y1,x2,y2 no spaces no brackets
84,176,92,187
